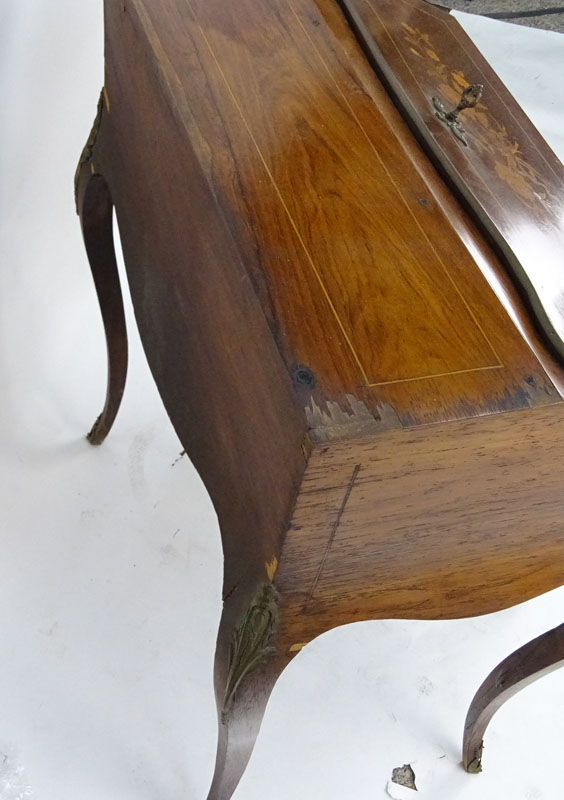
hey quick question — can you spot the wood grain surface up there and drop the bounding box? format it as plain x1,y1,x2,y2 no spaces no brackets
277,402,564,645
341,0,564,361
100,0,309,605
114,0,561,436
463,621,564,773
80,2,564,796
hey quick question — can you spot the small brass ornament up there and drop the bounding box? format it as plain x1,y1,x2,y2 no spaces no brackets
433,83,484,146
223,582,279,714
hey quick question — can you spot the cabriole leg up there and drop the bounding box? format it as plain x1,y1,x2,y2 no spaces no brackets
207,583,295,800
463,622,564,773
75,95,127,445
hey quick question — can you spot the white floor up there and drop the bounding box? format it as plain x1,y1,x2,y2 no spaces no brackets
1,3,563,799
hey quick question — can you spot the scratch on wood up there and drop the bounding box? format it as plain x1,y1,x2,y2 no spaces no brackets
304,463,361,609
222,584,238,602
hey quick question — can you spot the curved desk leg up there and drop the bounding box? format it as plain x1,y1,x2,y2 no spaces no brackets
463,622,564,773
207,584,295,800
76,138,128,446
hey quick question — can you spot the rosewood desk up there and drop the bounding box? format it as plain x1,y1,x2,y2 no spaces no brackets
75,1,564,797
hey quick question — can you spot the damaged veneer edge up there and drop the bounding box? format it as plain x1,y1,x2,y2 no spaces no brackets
305,395,402,442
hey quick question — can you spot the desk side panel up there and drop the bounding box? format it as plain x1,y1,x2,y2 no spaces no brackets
100,1,308,600
277,403,564,646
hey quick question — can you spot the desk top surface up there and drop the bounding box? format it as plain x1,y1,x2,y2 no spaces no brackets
106,0,564,432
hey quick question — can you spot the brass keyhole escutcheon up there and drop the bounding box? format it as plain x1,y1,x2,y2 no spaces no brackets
433,83,484,146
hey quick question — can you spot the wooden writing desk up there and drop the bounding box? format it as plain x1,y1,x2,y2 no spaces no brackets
76,1,564,796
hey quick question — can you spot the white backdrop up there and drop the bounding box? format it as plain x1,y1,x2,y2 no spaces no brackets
1,3,563,799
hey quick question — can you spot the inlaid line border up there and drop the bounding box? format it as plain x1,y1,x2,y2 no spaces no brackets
179,1,505,388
